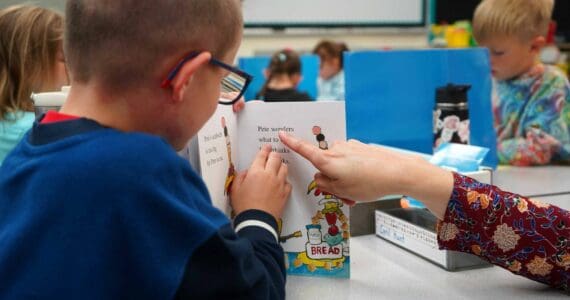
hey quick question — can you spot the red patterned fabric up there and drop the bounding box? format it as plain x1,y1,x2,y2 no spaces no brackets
437,172,570,290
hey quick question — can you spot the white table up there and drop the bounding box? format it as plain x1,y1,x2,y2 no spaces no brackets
493,166,570,197
286,235,568,299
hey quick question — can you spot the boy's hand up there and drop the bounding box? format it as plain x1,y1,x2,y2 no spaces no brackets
230,144,291,220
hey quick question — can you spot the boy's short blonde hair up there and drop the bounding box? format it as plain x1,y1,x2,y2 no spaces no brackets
473,0,554,42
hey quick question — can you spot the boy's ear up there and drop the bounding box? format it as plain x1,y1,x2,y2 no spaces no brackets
263,69,269,79
530,36,546,53
170,52,212,102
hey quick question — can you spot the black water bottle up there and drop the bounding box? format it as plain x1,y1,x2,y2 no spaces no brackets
433,84,471,149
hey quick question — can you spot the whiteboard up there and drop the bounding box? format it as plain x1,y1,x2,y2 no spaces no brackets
243,0,426,27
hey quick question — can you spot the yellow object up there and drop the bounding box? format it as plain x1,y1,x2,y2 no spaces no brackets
224,174,234,194
447,28,470,48
321,201,342,215
430,21,474,48
307,180,317,194
295,252,346,269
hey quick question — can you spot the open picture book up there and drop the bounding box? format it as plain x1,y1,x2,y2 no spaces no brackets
193,100,349,278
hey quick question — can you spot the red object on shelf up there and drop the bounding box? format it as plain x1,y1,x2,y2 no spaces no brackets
546,21,557,44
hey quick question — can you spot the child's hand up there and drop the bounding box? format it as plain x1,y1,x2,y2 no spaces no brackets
526,127,561,150
232,98,245,113
230,144,291,220
525,127,561,162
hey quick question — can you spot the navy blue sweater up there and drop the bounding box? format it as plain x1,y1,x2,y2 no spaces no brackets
0,117,285,299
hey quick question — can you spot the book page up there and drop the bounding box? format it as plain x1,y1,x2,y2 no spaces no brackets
236,101,349,278
196,104,239,216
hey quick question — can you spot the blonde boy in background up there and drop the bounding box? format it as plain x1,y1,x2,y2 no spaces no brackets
473,0,570,166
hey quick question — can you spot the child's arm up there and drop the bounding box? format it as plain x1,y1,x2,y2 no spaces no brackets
175,211,286,300
176,145,290,299
497,90,569,166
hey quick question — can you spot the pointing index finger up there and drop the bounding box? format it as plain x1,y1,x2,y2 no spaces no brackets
279,131,327,170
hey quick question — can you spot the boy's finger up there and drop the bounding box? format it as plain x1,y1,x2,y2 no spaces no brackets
232,98,245,113
235,170,247,185
279,131,327,170
284,182,292,198
229,171,247,195
277,162,288,181
266,151,282,173
252,144,271,169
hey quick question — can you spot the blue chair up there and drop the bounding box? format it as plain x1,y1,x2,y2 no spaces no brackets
344,48,498,168
238,55,319,101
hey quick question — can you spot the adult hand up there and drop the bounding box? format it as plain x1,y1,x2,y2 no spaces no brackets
279,131,415,201
278,131,453,219
230,144,291,220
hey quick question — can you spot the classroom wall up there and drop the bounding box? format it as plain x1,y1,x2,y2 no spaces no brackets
238,29,428,57
0,0,63,11
0,0,429,58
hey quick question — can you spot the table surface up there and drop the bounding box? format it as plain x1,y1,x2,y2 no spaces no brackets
493,166,570,197
286,235,568,300
535,194,570,210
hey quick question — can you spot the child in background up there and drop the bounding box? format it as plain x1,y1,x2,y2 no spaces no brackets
313,40,349,101
0,0,290,299
0,5,67,165
473,0,570,166
256,49,312,102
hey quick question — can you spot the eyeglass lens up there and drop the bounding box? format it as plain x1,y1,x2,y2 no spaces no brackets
220,72,246,103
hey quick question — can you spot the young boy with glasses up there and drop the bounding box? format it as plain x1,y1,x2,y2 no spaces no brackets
473,0,570,166
0,1,290,299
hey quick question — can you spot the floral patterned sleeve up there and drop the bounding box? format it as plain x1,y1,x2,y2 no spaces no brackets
437,172,570,290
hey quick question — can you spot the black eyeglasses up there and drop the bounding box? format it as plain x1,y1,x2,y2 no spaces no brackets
161,52,253,105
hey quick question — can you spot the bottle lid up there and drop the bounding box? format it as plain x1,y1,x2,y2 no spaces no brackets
436,83,471,104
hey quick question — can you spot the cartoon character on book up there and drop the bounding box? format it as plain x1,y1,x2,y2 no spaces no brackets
291,126,349,273
277,219,302,243
222,117,235,195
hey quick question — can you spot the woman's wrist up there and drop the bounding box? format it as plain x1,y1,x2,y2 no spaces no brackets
401,157,454,220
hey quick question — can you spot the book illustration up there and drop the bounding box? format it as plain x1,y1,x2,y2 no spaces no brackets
222,117,236,195
278,219,302,243
313,125,328,150
195,104,238,217
195,101,349,278
286,126,349,274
